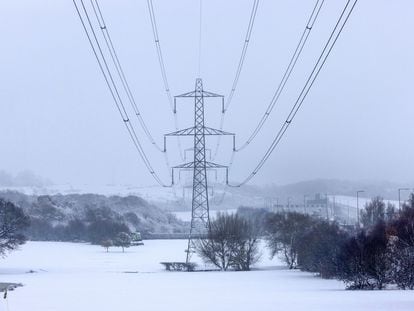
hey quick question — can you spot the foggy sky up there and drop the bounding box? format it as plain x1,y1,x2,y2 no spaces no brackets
0,0,413,187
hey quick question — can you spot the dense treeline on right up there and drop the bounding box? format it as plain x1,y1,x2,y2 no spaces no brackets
264,194,414,290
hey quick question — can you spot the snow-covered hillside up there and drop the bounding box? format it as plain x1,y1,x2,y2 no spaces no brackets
0,183,267,211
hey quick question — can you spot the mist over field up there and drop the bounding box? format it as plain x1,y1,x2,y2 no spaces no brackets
0,0,413,310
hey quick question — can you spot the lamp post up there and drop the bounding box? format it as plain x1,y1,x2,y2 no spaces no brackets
356,190,365,227
398,188,411,210
303,195,308,214
347,200,350,225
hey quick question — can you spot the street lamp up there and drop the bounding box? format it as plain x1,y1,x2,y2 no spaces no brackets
398,188,412,210
303,195,309,214
356,190,365,227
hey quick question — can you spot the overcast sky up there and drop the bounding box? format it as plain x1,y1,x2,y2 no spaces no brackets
0,0,412,187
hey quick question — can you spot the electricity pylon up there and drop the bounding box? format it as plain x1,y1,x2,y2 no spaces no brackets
164,78,235,264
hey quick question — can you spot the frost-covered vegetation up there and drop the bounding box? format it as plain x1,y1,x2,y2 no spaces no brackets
0,199,30,256
263,194,414,290
0,191,186,244
196,213,261,271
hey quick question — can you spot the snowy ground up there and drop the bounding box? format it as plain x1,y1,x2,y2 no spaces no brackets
0,241,413,311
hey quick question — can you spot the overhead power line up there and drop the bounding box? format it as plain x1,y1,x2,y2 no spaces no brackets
146,0,185,160
228,0,359,187
198,0,203,77
89,0,164,153
215,0,324,162
224,0,260,114
235,0,325,152
212,0,260,160
73,0,170,187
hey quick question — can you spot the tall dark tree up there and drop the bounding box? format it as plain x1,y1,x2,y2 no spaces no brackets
297,220,348,278
388,197,414,289
360,197,387,228
265,212,313,269
337,222,390,289
0,199,30,256
364,221,390,289
337,231,372,289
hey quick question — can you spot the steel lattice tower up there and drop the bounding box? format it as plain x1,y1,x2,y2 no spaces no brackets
164,78,235,264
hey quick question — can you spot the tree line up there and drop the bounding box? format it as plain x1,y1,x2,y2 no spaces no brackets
0,199,141,255
2,193,414,290
265,194,414,289
196,196,414,290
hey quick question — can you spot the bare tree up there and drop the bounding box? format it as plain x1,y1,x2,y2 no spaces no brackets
100,239,113,252
360,197,390,228
0,199,30,256
265,212,313,269
114,232,131,252
388,197,414,289
297,220,348,278
196,213,260,271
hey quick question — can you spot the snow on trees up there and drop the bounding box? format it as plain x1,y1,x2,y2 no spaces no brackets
0,199,30,256
114,232,132,252
196,213,260,271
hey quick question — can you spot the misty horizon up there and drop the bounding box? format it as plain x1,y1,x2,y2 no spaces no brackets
0,0,412,187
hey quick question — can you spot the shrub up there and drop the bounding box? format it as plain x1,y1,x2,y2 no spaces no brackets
196,213,260,271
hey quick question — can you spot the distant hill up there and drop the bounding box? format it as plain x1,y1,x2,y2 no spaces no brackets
0,191,187,241
260,179,411,201
0,170,52,187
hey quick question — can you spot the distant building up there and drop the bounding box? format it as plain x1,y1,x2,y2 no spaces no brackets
306,193,328,209
305,193,329,217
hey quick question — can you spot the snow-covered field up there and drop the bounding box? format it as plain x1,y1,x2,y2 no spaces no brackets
1,241,413,311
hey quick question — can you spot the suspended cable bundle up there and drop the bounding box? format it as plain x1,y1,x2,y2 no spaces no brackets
73,0,171,187
147,0,185,160
197,0,203,77
228,0,359,187
215,0,324,163
88,0,177,184
212,0,260,160
235,0,325,152
73,0,359,189
88,0,165,153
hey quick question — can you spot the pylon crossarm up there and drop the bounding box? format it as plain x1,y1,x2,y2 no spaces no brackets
203,127,234,136
165,126,234,136
173,162,194,169
175,90,223,98
165,127,195,136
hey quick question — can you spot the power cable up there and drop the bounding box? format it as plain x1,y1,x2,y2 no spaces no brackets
235,0,325,152
198,0,203,77
146,0,185,160
89,0,176,188
212,0,260,160
215,0,324,161
89,0,165,153
73,0,170,187
228,0,358,187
